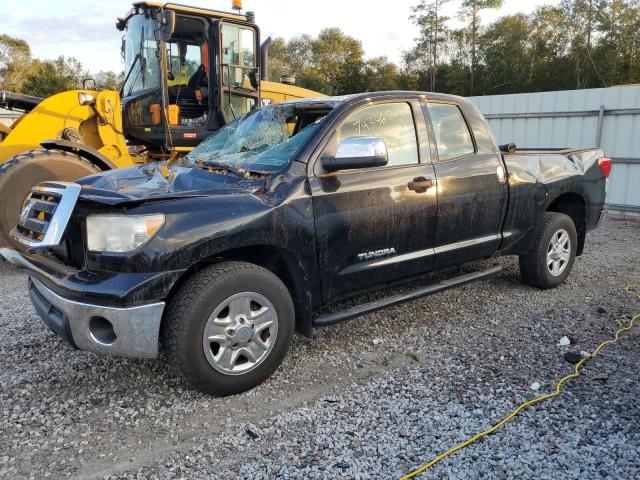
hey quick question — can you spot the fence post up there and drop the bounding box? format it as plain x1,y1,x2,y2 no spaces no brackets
596,104,605,147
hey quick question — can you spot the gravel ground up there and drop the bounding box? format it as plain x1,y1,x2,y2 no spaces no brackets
0,216,638,480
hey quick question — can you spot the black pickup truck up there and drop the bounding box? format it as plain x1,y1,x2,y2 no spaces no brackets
0,91,610,395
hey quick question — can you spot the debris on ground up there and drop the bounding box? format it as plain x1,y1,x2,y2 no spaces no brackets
564,351,583,364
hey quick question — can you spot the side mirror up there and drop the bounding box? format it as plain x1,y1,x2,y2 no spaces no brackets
499,143,517,153
159,11,176,42
321,137,388,172
82,78,96,90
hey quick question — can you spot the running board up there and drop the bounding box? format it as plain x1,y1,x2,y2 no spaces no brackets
312,265,503,327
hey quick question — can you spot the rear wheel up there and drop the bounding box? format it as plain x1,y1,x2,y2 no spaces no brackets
519,212,577,289
0,149,101,248
163,261,294,396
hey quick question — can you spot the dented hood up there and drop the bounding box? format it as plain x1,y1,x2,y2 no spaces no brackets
76,162,265,206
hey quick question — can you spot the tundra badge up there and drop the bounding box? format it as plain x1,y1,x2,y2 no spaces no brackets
358,248,396,261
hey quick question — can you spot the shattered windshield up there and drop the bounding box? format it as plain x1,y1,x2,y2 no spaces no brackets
184,103,329,173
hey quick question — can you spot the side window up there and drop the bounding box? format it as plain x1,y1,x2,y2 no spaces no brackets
221,24,257,121
427,103,475,161
221,24,256,90
336,103,419,167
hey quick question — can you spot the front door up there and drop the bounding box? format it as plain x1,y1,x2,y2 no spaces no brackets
425,101,507,270
310,100,438,301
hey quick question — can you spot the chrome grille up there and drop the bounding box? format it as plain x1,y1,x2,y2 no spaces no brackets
12,182,81,247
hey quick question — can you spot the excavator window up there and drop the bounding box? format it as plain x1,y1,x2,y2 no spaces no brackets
122,14,161,97
220,23,258,122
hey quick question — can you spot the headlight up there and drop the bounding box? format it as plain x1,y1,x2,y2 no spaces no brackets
78,92,95,106
86,214,165,253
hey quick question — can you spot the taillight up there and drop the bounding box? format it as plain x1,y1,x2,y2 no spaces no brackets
598,157,612,178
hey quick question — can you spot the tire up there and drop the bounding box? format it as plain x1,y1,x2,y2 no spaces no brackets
163,261,295,396
519,212,577,289
0,149,101,248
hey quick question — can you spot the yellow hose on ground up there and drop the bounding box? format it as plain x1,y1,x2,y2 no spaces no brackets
400,284,640,479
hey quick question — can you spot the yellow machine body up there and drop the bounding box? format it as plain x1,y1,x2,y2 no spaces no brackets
0,90,132,167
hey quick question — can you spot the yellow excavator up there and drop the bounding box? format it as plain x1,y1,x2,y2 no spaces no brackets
0,1,319,247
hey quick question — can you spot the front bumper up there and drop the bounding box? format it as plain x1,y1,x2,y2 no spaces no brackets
29,277,164,358
2,248,165,358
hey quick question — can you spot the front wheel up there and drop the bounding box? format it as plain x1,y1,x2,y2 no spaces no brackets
163,261,294,396
519,212,577,289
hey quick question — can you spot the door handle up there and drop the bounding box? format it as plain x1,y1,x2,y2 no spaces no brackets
408,177,433,193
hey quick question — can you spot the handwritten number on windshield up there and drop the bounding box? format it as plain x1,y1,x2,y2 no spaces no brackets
350,107,406,135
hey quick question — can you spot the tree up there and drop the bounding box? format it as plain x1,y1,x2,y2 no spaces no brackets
0,34,33,92
561,0,601,49
266,29,368,95
22,56,87,97
479,14,530,94
284,34,315,75
560,0,601,88
362,56,400,91
94,71,123,91
594,0,640,86
265,37,289,82
527,6,574,92
310,28,366,94
409,0,450,91
458,0,503,95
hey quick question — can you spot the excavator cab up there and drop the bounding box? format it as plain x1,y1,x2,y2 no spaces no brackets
0,1,321,248
118,2,262,151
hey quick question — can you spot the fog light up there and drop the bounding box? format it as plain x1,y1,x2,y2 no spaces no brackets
89,316,117,345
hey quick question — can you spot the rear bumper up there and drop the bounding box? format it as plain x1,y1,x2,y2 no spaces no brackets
2,247,165,358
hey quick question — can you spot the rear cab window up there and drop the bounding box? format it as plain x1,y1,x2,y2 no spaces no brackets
427,103,475,161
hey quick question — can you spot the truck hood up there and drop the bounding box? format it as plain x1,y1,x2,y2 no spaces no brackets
76,162,266,206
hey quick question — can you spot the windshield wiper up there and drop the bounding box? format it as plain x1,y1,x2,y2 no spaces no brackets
120,53,141,97
240,144,269,153
195,160,247,178
122,26,149,97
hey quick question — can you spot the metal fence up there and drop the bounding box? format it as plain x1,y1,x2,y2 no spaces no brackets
470,85,640,213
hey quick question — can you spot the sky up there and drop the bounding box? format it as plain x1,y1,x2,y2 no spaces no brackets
3,0,560,74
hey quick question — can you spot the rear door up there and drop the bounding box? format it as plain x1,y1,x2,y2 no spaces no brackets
424,101,507,270
310,99,438,301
